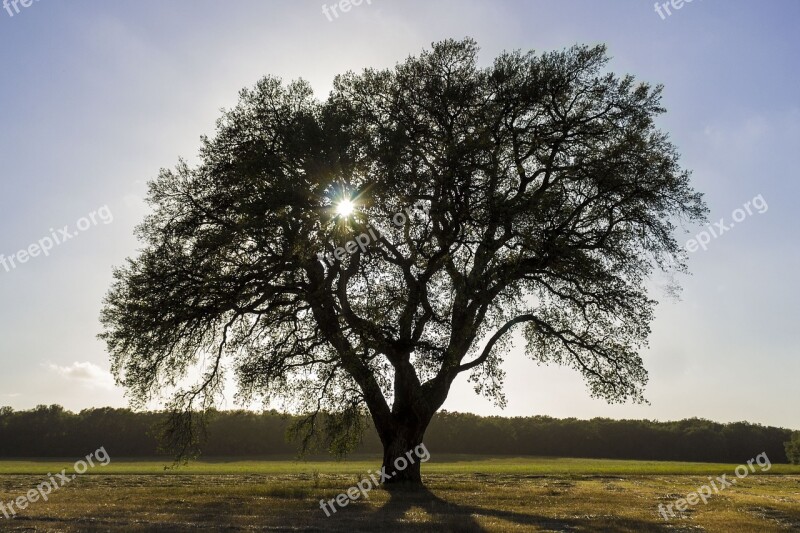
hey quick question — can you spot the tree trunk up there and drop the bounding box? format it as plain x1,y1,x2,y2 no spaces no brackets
381,426,425,487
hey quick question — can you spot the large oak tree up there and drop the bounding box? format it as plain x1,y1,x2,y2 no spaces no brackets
100,39,706,484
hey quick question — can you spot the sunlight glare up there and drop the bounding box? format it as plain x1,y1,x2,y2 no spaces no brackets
336,199,355,218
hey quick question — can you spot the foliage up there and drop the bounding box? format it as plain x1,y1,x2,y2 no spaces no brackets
785,432,800,464
99,38,707,463
0,406,793,464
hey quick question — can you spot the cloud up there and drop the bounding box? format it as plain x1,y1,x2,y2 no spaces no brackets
48,362,116,390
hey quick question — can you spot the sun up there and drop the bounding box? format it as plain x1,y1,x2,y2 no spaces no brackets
336,199,355,218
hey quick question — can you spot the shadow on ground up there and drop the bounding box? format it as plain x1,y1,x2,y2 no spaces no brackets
326,485,668,532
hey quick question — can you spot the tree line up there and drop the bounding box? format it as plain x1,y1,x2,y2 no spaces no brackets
0,405,796,463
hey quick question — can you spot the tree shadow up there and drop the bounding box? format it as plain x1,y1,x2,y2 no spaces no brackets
329,484,671,532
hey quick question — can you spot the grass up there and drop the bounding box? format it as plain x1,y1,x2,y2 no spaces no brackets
1,455,799,476
0,457,798,531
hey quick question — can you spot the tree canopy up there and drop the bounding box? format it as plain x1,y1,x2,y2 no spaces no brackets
100,38,706,482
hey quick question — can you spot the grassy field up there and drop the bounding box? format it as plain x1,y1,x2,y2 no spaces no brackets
0,457,798,532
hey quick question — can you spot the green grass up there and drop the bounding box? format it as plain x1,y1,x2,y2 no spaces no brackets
0,455,798,476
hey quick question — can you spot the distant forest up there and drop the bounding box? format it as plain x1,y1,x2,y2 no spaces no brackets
0,405,795,463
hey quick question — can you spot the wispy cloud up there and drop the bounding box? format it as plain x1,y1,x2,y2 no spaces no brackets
48,362,115,390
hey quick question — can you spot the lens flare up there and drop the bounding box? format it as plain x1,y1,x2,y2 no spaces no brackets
336,199,355,218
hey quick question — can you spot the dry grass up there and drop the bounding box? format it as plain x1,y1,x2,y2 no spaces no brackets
0,461,798,531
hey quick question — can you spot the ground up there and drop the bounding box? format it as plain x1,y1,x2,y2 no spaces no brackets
0,457,798,532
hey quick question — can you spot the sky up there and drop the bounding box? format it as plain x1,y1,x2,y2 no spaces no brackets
0,0,797,430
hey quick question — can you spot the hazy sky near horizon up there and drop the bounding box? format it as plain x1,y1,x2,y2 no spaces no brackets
0,0,798,429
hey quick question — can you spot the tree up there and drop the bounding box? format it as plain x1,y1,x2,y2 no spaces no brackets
786,432,800,464
100,38,706,485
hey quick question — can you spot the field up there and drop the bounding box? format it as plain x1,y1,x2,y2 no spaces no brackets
0,457,798,532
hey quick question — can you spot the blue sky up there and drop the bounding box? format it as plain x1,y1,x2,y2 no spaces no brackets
0,0,797,429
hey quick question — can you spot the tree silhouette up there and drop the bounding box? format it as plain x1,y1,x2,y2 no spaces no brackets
100,38,706,484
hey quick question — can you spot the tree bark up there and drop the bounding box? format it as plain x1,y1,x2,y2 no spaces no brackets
381,425,425,486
